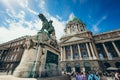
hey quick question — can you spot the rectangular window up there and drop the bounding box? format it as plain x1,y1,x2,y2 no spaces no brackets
82,51,88,59
80,44,85,49
66,53,71,59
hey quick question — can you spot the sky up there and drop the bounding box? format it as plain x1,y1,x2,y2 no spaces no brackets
0,0,120,43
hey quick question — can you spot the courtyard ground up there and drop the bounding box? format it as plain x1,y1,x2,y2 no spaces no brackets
0,75,70,80
0,75,115,80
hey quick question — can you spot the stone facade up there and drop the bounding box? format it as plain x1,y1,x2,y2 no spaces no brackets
0,35,60,77
0,16,120,76
13,36,60,78
60,17,120,73
0,36,26,74
0,14,60,78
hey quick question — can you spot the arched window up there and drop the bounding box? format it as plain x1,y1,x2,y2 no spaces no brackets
74,63,80,73
73,45,78,50
66,63,71,72
80,44,85,49
84,62,91,72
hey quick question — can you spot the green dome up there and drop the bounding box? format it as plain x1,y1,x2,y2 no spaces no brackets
72,17,82,22
67,17,82,23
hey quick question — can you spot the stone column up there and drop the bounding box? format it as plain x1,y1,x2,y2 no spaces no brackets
89,42,96,59
70,45,73,60
85,43,91,59
91,42,99,58
60,47,63,61
102,43,109,58
112,41,120,57
63,46,66,61
77,44,82,60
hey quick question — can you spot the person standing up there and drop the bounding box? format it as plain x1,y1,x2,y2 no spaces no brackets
82,72,87,80
88,71,100,80
76,72,83,80
115,72,119,80
99,73,107,80
71,72,76,80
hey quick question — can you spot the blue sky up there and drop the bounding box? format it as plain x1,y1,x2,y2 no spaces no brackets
0,0,120,43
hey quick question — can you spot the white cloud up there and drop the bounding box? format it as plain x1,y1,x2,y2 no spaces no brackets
39,0,45,10
102,16,107,20
0,17,42,43
95,16,107,26
50,16,66,41
0,0,14,10
92,15,107,33
6,9,25,21
92,25,99,32
0,25,37,43
37,0,66,41
56,15,62,21
0,0,67,43
18,0,28,8
0,9,42,43
27,8,38,15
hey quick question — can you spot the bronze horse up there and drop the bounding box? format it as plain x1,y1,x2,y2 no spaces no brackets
38,14,55,35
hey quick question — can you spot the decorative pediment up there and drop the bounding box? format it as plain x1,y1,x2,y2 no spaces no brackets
64,37,85,43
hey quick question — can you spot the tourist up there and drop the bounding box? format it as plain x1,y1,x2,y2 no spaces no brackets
115,72,119,80
88,71,100,80
71,72,76,80
99,73,107,80
82,72,87,80
118,73,120,80
76,72,83,80
110,72,115,79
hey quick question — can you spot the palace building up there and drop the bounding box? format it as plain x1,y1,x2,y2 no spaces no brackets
0,36,27,74
59,17,120,73
0,16,120,75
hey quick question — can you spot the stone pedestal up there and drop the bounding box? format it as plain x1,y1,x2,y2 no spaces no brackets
13,41,60,78
13,48,37,77
13,13,60,78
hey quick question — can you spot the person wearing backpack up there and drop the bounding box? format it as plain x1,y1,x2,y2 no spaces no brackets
88,71,100,80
